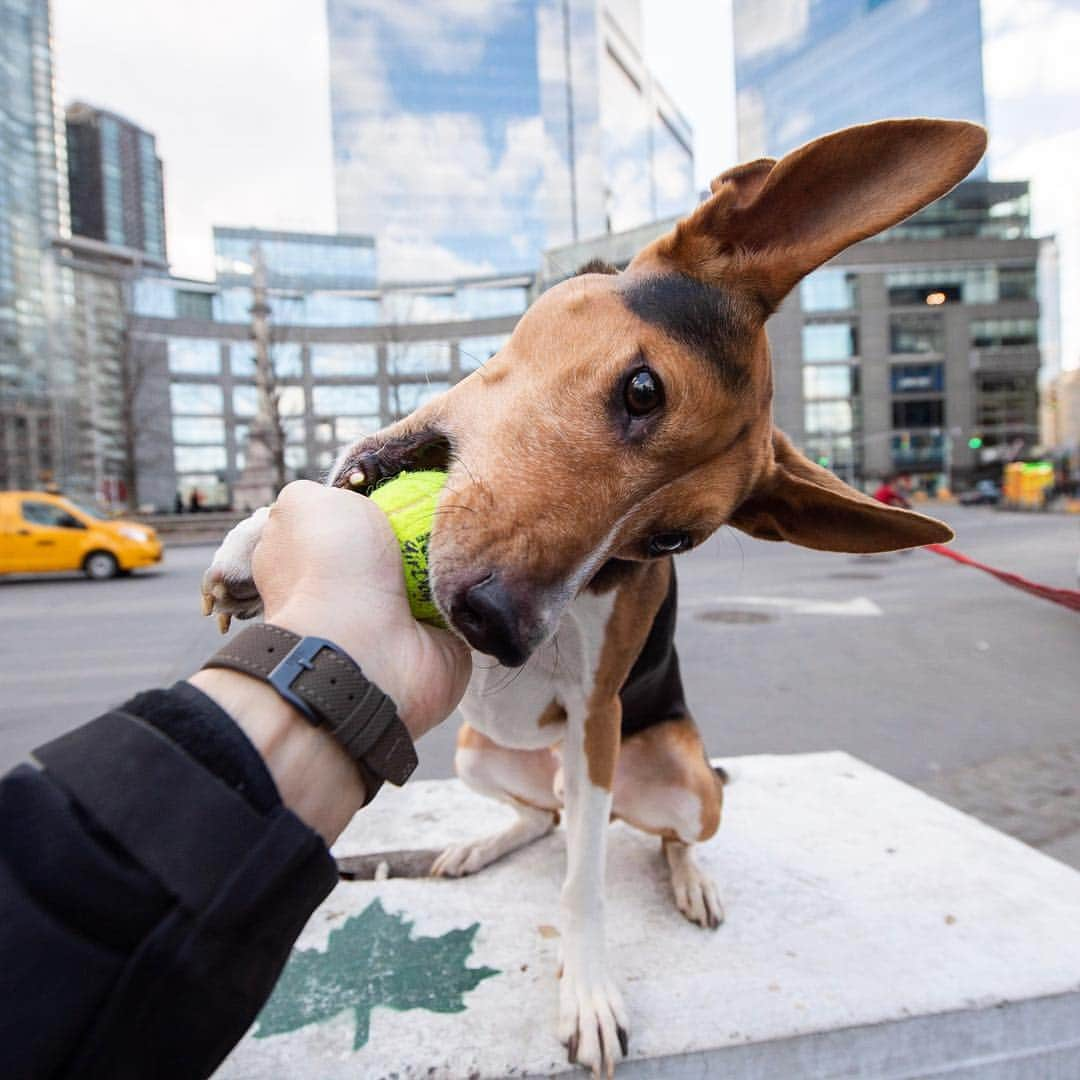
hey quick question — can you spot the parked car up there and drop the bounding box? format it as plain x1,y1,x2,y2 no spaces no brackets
958,479,1001,506
0,491,162,579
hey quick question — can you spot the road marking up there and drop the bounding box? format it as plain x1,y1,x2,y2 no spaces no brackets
703,595,883,617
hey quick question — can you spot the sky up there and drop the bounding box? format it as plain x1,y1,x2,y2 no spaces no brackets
53,0,1076,369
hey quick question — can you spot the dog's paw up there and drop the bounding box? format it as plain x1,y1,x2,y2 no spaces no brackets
430,840,497,878
200,508,269,632
665,841,723,930
558,960,629,1077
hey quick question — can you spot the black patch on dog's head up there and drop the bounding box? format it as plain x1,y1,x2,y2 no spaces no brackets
576,258,619,276
619,274,752,393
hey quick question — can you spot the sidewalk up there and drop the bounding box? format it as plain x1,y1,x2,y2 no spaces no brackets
217,752,1080,1078
918,739,1080,870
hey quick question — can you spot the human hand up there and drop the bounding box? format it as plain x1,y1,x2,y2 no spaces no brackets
251,479,471,742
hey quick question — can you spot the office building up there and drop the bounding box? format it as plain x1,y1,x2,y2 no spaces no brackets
213,227,376,292
544,180,1047,489
326,0,695,279
127,239,530,509
0,0,73,491
66,103,167,262
733,0,987,171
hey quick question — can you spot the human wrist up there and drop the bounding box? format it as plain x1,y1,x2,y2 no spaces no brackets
188,667,366,845
262,602,426,741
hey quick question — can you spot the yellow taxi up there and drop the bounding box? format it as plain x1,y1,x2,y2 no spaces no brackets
0,491,163,579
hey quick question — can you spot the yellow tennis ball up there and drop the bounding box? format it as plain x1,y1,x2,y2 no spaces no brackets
369,470,448,628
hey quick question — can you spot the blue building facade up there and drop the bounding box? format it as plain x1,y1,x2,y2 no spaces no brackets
733,0,987,170
0,0,72,489
326,0,694,279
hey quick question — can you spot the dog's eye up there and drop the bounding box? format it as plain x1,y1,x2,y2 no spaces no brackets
647,531,691,556
624,368,663,416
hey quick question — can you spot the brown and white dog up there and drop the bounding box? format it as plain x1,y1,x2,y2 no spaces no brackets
203,119,985,1076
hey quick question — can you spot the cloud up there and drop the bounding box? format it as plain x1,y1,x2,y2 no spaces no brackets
54,0,337,280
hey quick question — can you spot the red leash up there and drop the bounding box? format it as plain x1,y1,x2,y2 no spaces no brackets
924,544,1080,613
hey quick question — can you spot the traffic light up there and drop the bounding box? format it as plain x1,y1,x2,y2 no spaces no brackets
968,435,983,450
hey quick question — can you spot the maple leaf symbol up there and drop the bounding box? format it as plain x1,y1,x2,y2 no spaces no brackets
255,898,499,1049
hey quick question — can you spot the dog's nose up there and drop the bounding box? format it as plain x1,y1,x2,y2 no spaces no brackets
451,573,530,667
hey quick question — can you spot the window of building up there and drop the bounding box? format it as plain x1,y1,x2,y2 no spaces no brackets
976,373,1037,430
170,384,223,415
314,422,334,443
383,291,456,324
802,322,858,362
458,334,509,370
970,318,1038,349
803,435,855,467
231,342,256,376
174,446,227,472
334,417,380,443
801,269,858,312
172,417,225,444
310,344,378,377
232,386,257,416
885,265,997,306
285,446,308,470
997,265,1037,301
271,343,304,378
892,399,944,428
456,286,529,320
175,290,215,321
890,314,944,355
312,386,380,415
391,382,451,416
803,365,857,399
302,293,380,327
387,342,452,376
890,364,944,393
216,287,253,323
133,278,176,318
167,338,221,375
804,400,854,433
282,418,306,444
891,432,944,466
277,386,307,416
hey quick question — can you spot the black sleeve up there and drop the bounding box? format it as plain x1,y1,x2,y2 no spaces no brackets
0,682,340,1080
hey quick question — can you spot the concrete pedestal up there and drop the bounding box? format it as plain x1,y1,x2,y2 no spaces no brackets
216,753,1080,1078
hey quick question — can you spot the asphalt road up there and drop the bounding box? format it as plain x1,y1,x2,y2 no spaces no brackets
2,506,1077,851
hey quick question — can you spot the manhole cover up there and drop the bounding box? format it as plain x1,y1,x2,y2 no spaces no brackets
828,572,882,581
695,609,775,625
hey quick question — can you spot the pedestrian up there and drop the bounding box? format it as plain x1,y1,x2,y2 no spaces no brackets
0,481,472,1080
188,486,202,513
873,474,912,510
174,490,184,514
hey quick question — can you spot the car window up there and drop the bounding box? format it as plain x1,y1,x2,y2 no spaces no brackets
21,501,86,529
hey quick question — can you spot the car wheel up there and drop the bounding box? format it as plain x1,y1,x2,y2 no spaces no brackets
84,551,119,580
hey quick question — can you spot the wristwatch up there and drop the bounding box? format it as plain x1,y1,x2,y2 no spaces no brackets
202,623,417,805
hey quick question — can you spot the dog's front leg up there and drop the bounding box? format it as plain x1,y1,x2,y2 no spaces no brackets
558,698,628,1077
201,506,270,630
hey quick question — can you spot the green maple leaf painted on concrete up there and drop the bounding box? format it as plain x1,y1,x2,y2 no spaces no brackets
255,898,499,1050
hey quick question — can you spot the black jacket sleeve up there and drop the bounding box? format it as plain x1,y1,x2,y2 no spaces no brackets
0,682,339,1080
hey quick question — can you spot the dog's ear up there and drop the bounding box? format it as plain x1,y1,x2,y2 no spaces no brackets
630,118,986,311
728,430,953,553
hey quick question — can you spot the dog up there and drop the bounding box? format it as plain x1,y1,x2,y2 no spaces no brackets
203,118,984,1076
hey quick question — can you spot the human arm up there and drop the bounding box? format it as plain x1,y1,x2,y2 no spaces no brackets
0,482,470,1079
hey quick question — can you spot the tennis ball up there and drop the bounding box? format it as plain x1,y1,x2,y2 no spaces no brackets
369,470,448,628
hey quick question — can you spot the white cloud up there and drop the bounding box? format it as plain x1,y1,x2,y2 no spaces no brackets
54,0,337,281
373,0,515,74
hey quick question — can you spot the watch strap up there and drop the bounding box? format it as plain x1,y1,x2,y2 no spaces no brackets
202,624,417,804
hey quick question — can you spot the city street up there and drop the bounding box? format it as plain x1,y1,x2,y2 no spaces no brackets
2,505,1077,860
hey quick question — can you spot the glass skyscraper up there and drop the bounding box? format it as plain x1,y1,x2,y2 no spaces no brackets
66,103,168,262
326,0,694,280
733,0,987,171
0,0,71,489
